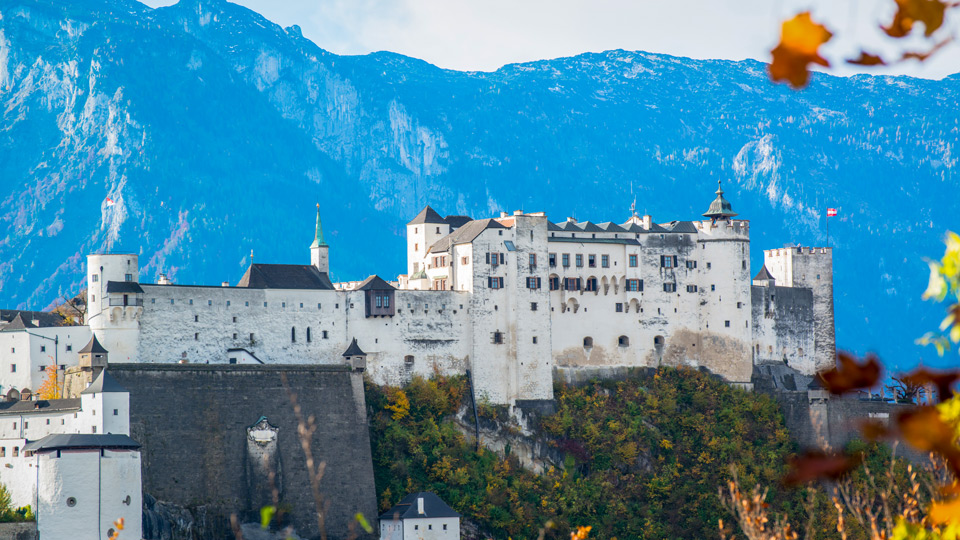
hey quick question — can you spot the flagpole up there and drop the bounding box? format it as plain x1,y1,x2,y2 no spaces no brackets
826,212,829,248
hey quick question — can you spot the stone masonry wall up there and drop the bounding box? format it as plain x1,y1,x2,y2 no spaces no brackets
109,364,376,540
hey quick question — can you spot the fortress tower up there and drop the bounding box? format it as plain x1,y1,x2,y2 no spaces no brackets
310,204,329,273
763,246,835,373
406,206,451,276
86,253,142,362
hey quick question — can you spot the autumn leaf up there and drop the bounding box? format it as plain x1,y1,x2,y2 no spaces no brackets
883,0,949,37
929,497,960,524
897,406,960,476
818,353,883,395
782,450,861,486
902,367,960,402
770,12,833,88
847,51,886,65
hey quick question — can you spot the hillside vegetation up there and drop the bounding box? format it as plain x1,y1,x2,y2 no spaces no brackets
367,368,844,539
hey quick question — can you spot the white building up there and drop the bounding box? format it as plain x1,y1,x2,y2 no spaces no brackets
0,366,142,540
59,184,833,404
0,312,91,400
379,492,460,540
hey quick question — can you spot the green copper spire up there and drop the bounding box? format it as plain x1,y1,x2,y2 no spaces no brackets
310,204,327,248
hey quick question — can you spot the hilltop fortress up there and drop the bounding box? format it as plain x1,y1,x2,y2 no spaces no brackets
79,183,834,404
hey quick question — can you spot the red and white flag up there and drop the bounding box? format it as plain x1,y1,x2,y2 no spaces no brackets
105,197,115,207
826,208,837,217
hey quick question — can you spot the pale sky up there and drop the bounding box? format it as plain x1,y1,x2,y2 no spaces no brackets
142,0,960,79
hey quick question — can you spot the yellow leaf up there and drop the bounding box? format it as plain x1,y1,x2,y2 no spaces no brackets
769,12,833,88
930,497,960,524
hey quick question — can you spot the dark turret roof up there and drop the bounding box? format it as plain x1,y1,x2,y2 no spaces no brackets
443,215,472,229
753,266,775,282
238,264,334,290
407,206,445,225
342,338,366,357
703,180,739,220
23,434,140,453
79,335,108,354
379,492,460,520
356,275,396,290
0,313,35,332
81,371,127,394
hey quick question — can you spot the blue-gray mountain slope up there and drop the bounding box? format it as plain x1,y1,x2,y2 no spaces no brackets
1,0,957,369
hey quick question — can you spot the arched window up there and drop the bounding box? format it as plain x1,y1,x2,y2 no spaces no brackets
306,327,312,343
291,327,296,343
404,355,415,366
618,336,630,347
654,336,665,347
583,337,593,348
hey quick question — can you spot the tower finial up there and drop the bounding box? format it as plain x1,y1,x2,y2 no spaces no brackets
310,204,327,248
716,180,723,194
703,180,738,222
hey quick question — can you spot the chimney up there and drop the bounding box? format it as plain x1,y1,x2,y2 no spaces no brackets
642,215,652,229
499,212,508,218
566,217,576,223
221,281,230,287
158,273,171,285
513,210,523,216
417,496,424,515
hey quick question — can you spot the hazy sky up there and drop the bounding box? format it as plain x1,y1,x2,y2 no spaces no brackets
142,0,959,79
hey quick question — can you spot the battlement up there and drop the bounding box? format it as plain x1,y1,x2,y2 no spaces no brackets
765,246,832,257
694,219,750,239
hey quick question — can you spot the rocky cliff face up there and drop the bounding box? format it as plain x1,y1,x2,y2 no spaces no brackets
1,0,957,368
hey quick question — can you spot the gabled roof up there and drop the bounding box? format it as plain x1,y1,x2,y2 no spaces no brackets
554,221,579,231
106,281,144,293
444,215,472,229
0,398,81,415
662,221,698,234
428,219,507,254
407,205,446,225
379,492,460,520
356,275,396,291
238,264,334,290
597,222,627,233
547,222,564,232
342,338,366,357
0,313,35,332
0,310,65,328
23,434,140,453
79,335,108,354
578,221,603,232
81,371,127,395
753,266,775,282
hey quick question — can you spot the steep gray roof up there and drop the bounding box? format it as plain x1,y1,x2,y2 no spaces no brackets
753,266,775,282
0,310,65,328
407,206,445,225
23,434,140,453
443,215,472,229
0,399,81,415
597,222,627,233
81,371,127,395
105,281,144,293
342,338,366,357
547,222,563,232
238,264,334,290
379,492,460,520
0,313,35,332
356,275,396,291
428,219,506,254
662,221,698,234
79,335,108,354
620,221,669,233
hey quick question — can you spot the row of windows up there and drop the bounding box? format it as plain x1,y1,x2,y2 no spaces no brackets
90,273,134,283
196,330,331,342
151,299,341,310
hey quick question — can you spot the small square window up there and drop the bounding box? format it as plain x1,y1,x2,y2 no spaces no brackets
151,298,156,304
113,409,118,416
170,299,175,304
40,345,45,352
530,302,538,311
725,320,731,327
66,345,72,351
616,303,623,312
226,300,230,306
300,303,304,308
264,302,268,307
189,299,193,305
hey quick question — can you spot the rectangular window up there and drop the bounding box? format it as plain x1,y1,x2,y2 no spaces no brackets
151,298,156,304
66,345,72,351
626,279,643,292
663,283,677,292
601,255,609,268
707,262,712,269
461,256,469,265
189,299,193,305
564,278,581,291
549,276,560,291
92,274,99,282
686,260,697,269
113,409,118,416
383,295,390,308
376,296,382,308
660,255,678,268
40,345,45,352
725,320,731,327
526,277,541,289
529,253,537,266
576,254,583,267
487,277,504,289
322,331,329,339
686,285,698,293
124,273,133,282
588,254,596,267
208,300,212,306
10,365,15,373
549,253,557,267
616,303,623,312
226,300,231,306
530,302,538,311
38,365,46,372
562,254,570,267
492,331,504,344
737,302,742,308
629,254,638,267
194,333,199,340
711,284,716,291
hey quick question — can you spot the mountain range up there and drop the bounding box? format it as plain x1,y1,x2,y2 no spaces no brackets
1,0,957,370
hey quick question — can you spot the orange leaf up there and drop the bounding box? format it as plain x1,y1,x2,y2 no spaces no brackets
896,406,960,477
847,51,886,66
783,450,861,486
883,0,948,37
929,497,960,524
902,366,960,401
770,12,833,88
819,353,883,395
